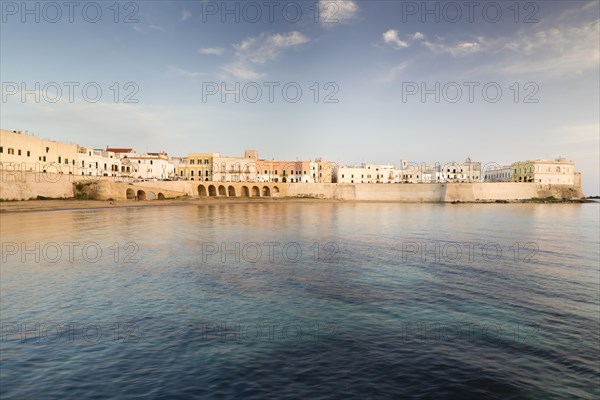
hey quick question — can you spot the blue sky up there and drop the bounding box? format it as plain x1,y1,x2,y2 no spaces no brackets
1,1,599,193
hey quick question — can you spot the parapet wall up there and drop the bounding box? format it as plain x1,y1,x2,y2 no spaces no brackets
286,182,585,202
0,170,586,201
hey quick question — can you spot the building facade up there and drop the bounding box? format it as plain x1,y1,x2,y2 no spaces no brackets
511,158,575,184
0,129,79,174
77,147,122,177
484,165,512,182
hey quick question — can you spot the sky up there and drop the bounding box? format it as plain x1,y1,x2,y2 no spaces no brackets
1,0,599,194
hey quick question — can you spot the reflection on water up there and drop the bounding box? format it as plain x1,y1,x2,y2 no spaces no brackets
1,203,599,399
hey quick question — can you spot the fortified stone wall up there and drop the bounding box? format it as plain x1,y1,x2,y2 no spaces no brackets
0,170,586,201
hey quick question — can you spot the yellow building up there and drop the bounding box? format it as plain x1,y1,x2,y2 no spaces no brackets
0,129,78,174
511,158,575,184
177,152,218,181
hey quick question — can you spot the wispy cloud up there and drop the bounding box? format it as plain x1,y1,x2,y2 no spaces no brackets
221,32,310,80
181,10,192,22
379,62,409,83
199,47,226,56
133,24,166,33
421,39,483,56
495,19,599,77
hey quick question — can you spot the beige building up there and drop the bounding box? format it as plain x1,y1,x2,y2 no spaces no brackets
213,150,259,182
0,129,78,174
511,158,575,184
439,158,481,182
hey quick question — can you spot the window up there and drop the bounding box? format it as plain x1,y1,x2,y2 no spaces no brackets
27,151,30,157
341,175,345,178
275,170,278,174
0,147,3,153
150,160,153,165
46,147,49,153
43,156,46,162
58,156,61,163
18,149,21,156
264,170,268,174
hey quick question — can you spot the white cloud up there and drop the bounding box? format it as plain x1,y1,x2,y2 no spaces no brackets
199,47,226,56
421,40,483,56
181,10,192,21
497,19,599,77
413,32,425,40
318,0,358,25
383,29,409,49
221,32,310,79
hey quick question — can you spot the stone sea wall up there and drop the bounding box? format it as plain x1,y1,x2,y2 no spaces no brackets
0,170,586,202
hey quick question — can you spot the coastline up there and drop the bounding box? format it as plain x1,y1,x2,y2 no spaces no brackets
0,197,593,214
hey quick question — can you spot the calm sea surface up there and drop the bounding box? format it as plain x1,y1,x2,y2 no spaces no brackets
1,203,598,399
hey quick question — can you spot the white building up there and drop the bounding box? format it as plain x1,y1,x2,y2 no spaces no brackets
107,148,176,180
336,164,399,184
484,165,512,182
77,147,122,178
439,158,482,182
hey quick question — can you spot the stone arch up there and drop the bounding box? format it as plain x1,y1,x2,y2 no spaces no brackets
252,186,260,197
158,193,165,200
241,186,250,197
147,192,156,200
126,188,136,200
228,185,236,197
137,190,146,200
218,185,227,196
198,185,207,197
208,185,217,196
262,186,271,197
273,186,280,195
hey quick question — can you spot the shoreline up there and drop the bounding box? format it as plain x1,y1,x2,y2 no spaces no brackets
0,197,593,214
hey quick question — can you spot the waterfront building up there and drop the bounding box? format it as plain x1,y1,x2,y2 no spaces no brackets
336,164,399,184
77,146,122,178
439,158,482,182
511,158,575,184
213,150,259,182
177,152,218,181
123,152,175,180
484,165,512,182
256,160,304,183
0,129,78,174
